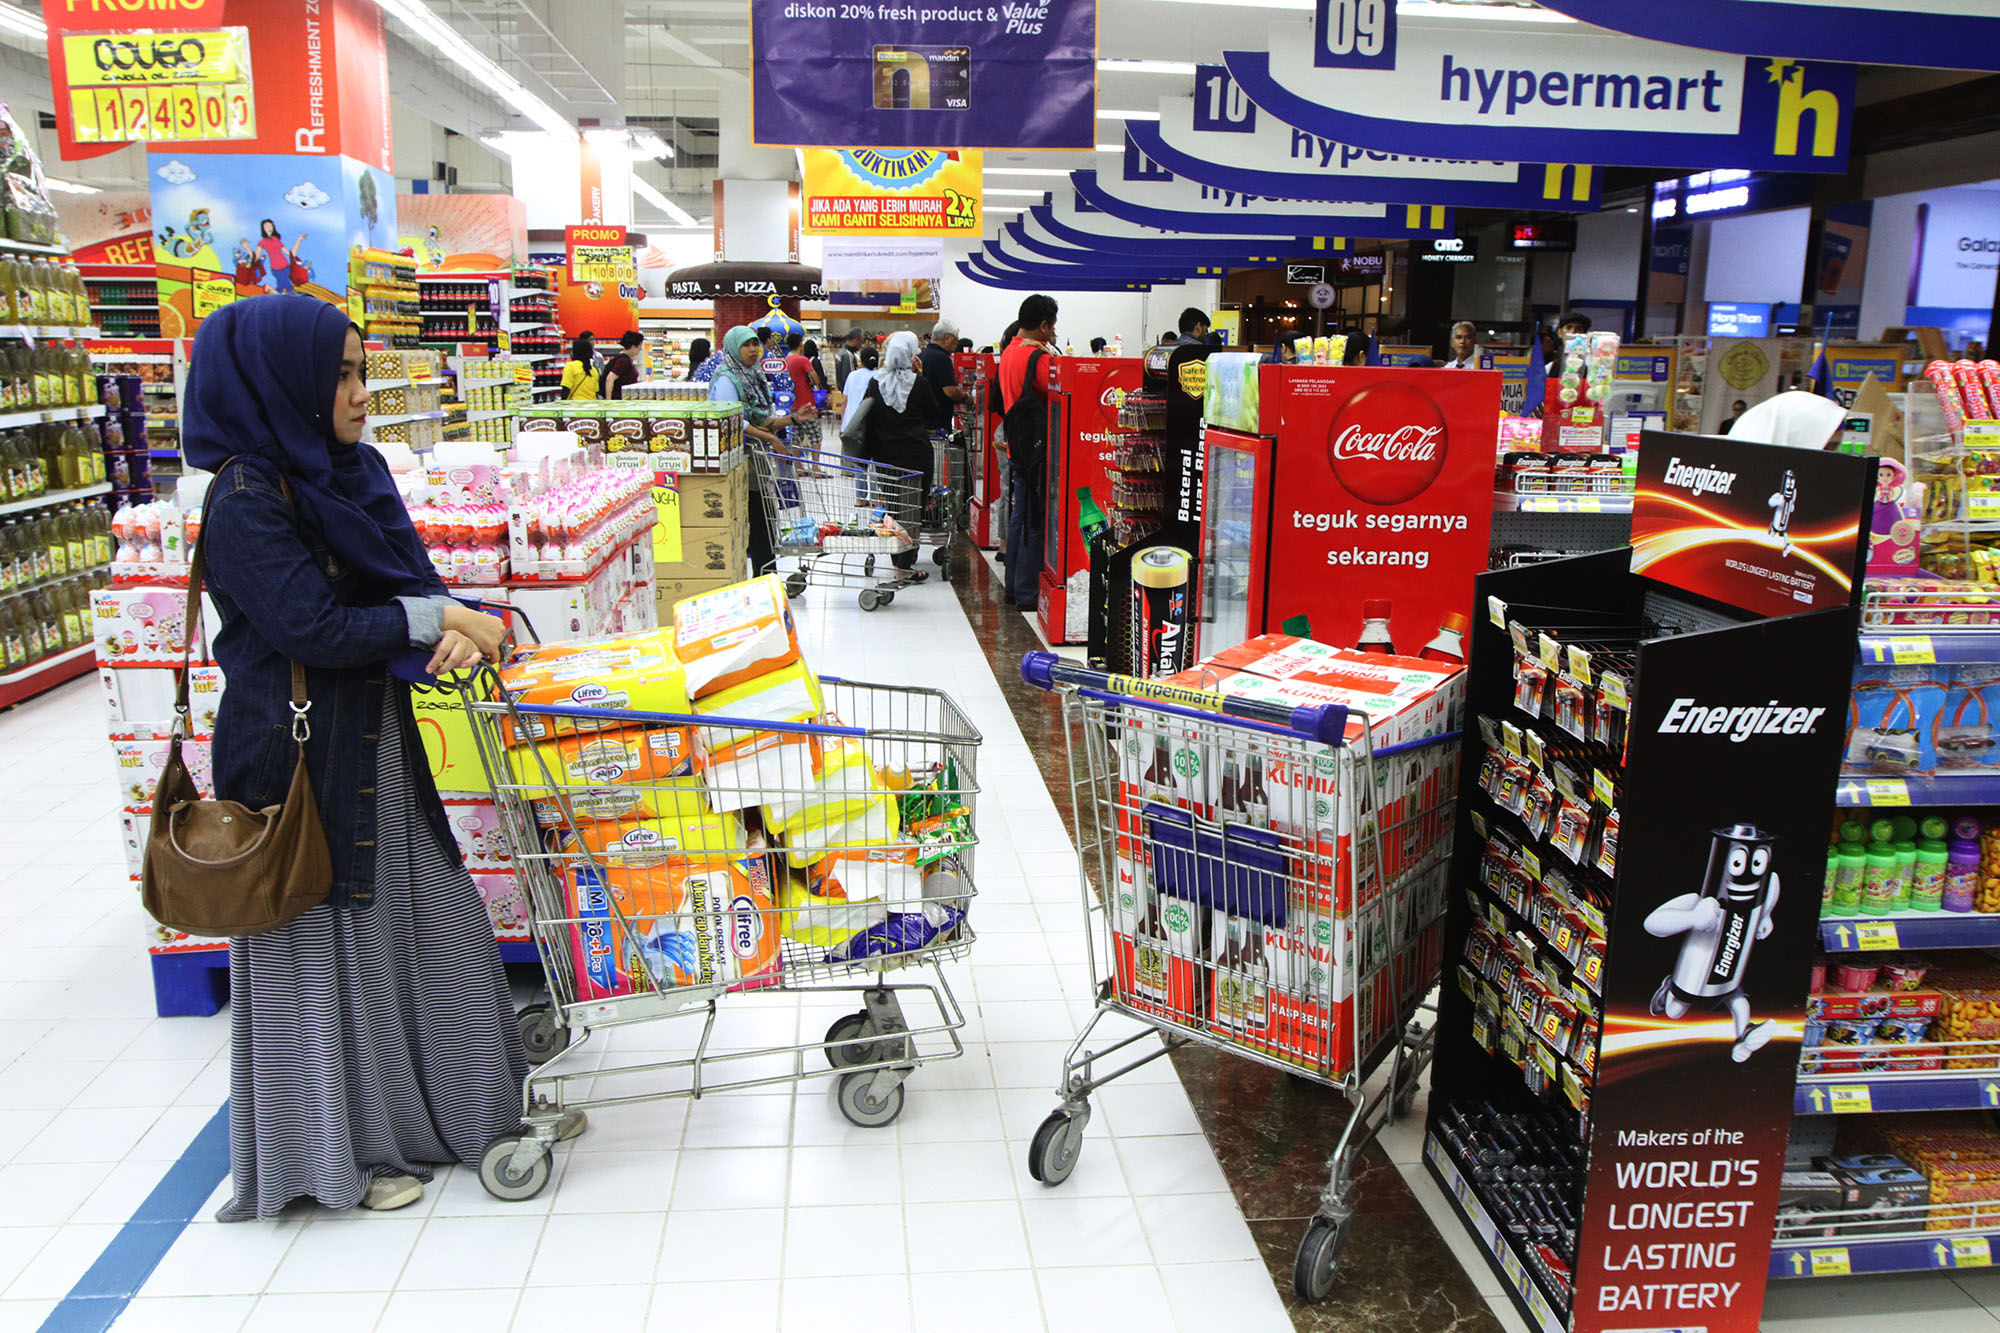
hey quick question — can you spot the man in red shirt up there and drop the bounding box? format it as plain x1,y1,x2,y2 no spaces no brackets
998,294,1057,609
783,332,818,407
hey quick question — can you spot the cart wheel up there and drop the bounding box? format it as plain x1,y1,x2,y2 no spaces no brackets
517,1004,568,1066
1293,1216,1348,1302
785,571,808,599
1027,1110,1085,1186
478,1134,552,1202
824,1012,878,1069
859,589,883,611
932,546,947,567
836,1071,905,1127
879,590,896,606
1393,1086,1419,1120
864,555,877,575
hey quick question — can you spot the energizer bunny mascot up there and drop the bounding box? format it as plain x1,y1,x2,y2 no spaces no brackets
1644,823,1781,1062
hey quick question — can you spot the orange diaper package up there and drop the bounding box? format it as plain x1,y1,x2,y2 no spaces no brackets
671,575,802,699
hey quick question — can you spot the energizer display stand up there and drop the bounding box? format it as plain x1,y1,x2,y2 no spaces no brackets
1423,431,1876,1333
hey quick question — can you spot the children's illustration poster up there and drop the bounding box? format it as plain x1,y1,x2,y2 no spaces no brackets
397,192,527,272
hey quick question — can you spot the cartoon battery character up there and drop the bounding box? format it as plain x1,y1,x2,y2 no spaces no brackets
1644,823,1781,1063
1768,469,1799,555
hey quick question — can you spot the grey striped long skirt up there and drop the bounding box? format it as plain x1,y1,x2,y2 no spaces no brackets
216,687,529,1221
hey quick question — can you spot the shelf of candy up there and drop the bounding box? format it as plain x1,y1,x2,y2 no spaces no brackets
107,490,198,586
505,446,657,582
96,372,154,504
351,249,420,347
645,331,693,381
405,499,509,586
1540,331,1621,452
1428,1100,1582,1320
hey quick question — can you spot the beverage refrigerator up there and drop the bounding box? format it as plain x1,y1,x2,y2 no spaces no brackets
952,350,1002,548
1196,360,1501,661
1040,354,1142,645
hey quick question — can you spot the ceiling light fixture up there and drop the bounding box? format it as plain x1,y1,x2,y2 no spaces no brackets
1094,59,1197,75
0,5,46,40
984,168,1073,178
984,188,1051,198
1097,109,1162,120
370,0,573,138
1095,143,1125,152
41,178,100,195
633,175,700,227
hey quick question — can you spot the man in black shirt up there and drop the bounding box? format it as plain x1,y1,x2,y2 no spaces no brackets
919,318,965,429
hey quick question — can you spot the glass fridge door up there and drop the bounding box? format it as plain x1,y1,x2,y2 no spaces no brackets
1044,391,1067,575
1198,427,1269,661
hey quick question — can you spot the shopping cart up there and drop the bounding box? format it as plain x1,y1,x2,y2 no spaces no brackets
917,431,970,579
457,665,982,1201
752,440,924,612
1018,652,1457,1301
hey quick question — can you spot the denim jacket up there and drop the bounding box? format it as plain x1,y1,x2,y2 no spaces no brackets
201,457,455,910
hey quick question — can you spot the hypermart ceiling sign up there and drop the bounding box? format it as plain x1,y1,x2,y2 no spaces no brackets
1529,1,2000,74
1224,15,1854,171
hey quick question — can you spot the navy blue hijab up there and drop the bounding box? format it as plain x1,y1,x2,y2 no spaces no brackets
182,297,437,602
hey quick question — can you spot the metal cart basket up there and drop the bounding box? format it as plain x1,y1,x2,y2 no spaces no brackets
752,441,923,611
916,431,970,579
1019,652,1457,1301
457,665,981,1200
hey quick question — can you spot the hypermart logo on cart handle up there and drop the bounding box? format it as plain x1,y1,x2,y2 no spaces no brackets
1659,697,1826,742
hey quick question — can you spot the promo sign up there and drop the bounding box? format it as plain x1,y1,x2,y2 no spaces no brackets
59,29,255,147
800,149,981,236
1224,17,1855,171
566,225,635,285
1630,429,1871,619
1074,161,1455,239
750,0,1095,149
1128,67,1600,211
1530,0,2000,74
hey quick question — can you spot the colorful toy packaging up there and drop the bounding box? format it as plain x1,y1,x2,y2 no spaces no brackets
1844,664,1949,775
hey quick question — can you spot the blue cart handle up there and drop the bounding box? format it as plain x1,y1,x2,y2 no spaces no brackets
507,700,870,739
1020,651,1349,746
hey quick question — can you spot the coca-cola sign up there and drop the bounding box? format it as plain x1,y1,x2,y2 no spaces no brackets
1325,382,1448,504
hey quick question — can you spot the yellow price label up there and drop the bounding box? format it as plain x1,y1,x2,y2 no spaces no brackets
1855,921,1900,950
1889,635,1937,664
1864,779,1910,806
1592,769,1616,806
1828,1085,1873,1114
1537,633,1561,670
1470,811,1488,839
1522,848,1541,879
1598,671,1629,709
1809,1249,1851,1277
1488,595,1508,629
1573,496,1601,513
1955,1238,1992,1267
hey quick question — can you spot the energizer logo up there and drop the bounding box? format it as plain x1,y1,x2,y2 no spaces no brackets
1662,457,1737,497
1658,698,1826,743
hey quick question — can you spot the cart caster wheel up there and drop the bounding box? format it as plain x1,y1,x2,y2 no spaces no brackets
864,555,877,575
836,1071,905,1127
859,589,883,612
1027,1110,1085,1186
932,546,947,566
478,1134,552,1202
517,1004,568,1066
1393,1087,1419,1120
1293,1216,1348,1302
824,1012,877,1069
880,590,895,606
785,572,808,599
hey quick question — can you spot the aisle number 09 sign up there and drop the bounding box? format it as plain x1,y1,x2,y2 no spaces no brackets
1314,0,1395,68
61,29,256,145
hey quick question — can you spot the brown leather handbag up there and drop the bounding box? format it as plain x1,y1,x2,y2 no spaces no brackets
141,484,332,937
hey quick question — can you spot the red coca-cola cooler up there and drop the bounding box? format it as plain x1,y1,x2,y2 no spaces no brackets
1196,361,1500,659
1040,355,1142,645
952,350,1002,548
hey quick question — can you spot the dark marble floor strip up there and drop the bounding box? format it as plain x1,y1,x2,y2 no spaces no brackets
948,545,1504,1332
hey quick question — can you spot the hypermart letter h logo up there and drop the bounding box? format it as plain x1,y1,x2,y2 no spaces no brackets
1769,59,1841,159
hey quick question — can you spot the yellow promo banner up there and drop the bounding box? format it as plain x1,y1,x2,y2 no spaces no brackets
801,149,981,236
61,29,256,146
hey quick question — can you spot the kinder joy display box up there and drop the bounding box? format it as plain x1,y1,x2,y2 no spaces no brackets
472,872,531,940
113,735,211,808
509,726,700,826
93,586,202,668
672,575,802,698
442,798,514,870
1844,664,1948,776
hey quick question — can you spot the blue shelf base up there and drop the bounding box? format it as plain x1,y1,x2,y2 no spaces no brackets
1773,1232,1999,1278
153,939,542,1017
1835,775,2000,806
1795,1073,2000,1115
1819,914,2000,951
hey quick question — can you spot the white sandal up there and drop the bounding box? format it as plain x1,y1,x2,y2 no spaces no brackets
359,1173,424,1212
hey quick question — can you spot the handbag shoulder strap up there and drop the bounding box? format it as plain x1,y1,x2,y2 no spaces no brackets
177,463,307,735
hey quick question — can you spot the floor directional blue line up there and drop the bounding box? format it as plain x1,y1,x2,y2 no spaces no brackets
38,1101,231,1333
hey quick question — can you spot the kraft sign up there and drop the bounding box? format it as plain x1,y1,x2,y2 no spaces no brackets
1530,1,2000,74
1126,66,1600,211
1224,15,1854,171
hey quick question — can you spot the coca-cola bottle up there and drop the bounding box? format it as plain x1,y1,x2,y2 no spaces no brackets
1420,612,1469,664
1356,599,1396,655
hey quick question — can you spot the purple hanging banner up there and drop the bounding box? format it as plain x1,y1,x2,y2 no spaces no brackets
749,0,1096,150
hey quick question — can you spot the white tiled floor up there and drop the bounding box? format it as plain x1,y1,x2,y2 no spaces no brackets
7,571,1993,1331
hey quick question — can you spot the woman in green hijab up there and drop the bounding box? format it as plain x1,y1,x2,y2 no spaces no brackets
707,326,816,577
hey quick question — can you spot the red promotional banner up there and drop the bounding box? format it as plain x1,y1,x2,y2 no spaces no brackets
1629,429,1872,618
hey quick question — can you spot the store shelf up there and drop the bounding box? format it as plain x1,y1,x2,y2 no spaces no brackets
368,411,450,426
0,404,106,432
1857,631,2000,666
1795,1070,2000,1116
1493,493,1634,514
507,320,554,331
0,238,69,256
1422,1136,1567,1333
0,643,94,708
463,409,511,421
140,384,176,395
0,326,100,341
1771,1230,2000,1279
1834,774,2000,807
366,377,440,391
1820,912,2000,951
0,481,110,518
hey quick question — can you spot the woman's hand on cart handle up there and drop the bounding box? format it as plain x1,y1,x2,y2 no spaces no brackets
444,603,509,662
1019,651,1351,746
427,629,484,677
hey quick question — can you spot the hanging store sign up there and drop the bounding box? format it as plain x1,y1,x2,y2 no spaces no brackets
57,29,256,148
1008,212,1313,266
750,0,1094,150
1073,154,1455,240
1223,17,1854,172
1530,1,2000,74
956,256,1153,291
1127,66,1600,211
565,225,635,286
800,149,981,236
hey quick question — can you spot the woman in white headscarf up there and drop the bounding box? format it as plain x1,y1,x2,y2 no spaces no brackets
847,329,942,579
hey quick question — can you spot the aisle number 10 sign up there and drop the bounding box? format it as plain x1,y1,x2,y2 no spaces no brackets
61,29,256,145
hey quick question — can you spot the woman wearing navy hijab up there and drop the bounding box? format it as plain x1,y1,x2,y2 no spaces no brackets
184,298,562,1218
